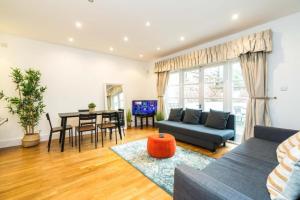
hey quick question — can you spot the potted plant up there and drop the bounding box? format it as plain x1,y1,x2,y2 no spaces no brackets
0,68,46,147
88,102,96,113
156,111,165,122
126,109,132,128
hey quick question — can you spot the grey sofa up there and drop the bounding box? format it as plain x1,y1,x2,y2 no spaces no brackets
173,126,299,200
155,112,235,152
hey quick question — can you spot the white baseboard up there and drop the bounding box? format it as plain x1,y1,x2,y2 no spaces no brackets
0,134,56,149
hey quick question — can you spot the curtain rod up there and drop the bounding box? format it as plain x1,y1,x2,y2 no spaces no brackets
251,97,277,100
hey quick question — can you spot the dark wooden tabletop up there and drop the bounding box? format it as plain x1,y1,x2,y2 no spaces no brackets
58,110,121,118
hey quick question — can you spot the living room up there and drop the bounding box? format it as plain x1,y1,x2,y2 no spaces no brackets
0,0,300,199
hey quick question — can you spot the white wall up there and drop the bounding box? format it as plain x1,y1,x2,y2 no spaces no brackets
153,12,300,131
0,33,155,148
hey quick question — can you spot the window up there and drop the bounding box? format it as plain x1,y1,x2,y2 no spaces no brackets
165,72,180,114
204,65,224,111
164,60,248,143
183,69,201,109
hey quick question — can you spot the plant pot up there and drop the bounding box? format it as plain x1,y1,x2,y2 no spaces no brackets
89,107,95,113
127,123,132,129
22,133,40,147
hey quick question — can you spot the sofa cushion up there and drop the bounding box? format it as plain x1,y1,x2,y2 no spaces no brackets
276,131,300,163
205,109,230,130
202,138,279,200
182,109,202,124
168,108,183,122
155,121,234,143
267,145,300,200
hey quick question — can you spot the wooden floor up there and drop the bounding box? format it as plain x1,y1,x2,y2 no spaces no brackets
0,127,236,200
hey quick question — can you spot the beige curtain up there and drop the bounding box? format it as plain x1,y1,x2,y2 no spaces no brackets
155,29,272,73
239,52,271,140
157,71,169,112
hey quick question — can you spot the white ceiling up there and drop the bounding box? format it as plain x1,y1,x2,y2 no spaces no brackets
1,0,300,61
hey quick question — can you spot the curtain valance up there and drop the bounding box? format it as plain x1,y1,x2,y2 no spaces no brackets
154,29,272,73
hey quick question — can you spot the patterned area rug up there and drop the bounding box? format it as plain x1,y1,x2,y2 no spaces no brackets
110,139,215,195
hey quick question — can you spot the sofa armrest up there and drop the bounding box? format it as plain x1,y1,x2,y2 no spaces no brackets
254,125,298,143
174,165,252,200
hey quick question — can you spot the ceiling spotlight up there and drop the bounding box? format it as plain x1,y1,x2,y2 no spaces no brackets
123,36,129,42
156,47,161,51
145,21,151,27
109,47,114,52
231,13,239,20
75,21,82,29
180,36,185,41
139,54,144,58
68,37,74,42
88,0,94,3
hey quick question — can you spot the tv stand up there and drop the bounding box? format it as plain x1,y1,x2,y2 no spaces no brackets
134,113,155,129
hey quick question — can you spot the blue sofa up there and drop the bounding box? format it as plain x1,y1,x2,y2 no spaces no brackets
155,112,235,152
173,126,299,200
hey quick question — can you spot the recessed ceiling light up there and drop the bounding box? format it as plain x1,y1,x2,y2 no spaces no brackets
109,47,114,52
180,36,185,41
75,21,82,29
123,36,128,42
68,37,74,42
156,47,161,51
88,0,94,3
139,54,144,58
231,13,239,20
145,21,151,27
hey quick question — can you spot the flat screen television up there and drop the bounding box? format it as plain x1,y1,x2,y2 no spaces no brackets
132,100,157,115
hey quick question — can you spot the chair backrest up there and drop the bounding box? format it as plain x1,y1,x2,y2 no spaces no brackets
118,109,125,126
46,113,53,130
78,109,89,112
101,112,118,124
79,113,97,127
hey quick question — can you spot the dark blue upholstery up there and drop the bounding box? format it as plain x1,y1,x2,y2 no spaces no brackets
173,126,299,200
155,111,235,151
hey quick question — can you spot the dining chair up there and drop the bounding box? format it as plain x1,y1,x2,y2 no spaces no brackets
76,113,98,152
118,109,125,136
46,113,73,152
98,112,119,146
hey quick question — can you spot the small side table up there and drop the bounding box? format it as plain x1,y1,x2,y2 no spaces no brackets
147,134,176,158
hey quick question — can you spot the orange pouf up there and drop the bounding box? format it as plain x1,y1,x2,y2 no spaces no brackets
147,134,176,158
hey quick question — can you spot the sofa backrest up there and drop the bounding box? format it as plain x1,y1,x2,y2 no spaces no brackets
200,112,235,130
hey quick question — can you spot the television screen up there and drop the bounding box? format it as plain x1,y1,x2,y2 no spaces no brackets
132,100,157,115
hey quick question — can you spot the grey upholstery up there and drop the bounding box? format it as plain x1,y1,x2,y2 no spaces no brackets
156,111,235,151
173,126,299,200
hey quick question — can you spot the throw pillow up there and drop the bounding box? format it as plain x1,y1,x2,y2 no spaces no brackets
267,145,300,200
204,109,230,130
276,132,300,163
182,109,202,124
168,108,183,122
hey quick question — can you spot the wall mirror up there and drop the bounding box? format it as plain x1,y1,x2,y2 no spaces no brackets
104,84,124,110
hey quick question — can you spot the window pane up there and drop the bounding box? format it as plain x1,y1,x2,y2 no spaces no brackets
204,65,224,111
231,62,248,144
184,69,199,84
166,85,179,98
204,98,223,111
184,85,199,98
168,72,180,85
165,98,180,115
184,99,199,109
232,63,248,99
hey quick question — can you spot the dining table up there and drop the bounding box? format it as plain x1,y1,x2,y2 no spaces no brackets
58,110,122,152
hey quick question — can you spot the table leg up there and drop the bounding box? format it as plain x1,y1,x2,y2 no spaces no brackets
134,116,137,127
116,112,122,140
60,117,67,152
152,115,155,127
146,116,149,127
